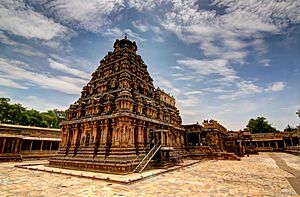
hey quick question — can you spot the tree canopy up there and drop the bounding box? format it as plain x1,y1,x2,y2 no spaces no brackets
283,124,297,132
246,117,278,133
0,97,66,128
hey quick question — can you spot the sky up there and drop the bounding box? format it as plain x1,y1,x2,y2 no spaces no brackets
0,0,299,130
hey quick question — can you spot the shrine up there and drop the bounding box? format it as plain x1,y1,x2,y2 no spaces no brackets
49,37,186,173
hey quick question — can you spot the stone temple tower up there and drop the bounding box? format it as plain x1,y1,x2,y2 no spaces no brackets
49,37,185,173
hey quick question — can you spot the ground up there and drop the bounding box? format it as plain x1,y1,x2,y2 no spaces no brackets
0,152,299,196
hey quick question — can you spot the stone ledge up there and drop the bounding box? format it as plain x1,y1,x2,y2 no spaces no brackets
14,160,201,185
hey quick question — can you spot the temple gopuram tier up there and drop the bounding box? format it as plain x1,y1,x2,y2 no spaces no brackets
49,37,185,174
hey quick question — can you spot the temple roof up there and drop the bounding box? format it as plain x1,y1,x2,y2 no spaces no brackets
113,36,137,52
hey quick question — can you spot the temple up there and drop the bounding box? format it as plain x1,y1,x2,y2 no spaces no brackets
49,37,186,173
48,37,300,174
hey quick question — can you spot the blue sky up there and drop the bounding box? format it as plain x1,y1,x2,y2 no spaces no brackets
0,0,299,130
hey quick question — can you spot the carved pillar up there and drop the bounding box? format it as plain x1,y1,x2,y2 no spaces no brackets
61,126,68,147
29,140,33,151
1,138,6,153
136,121,142,146
40,141,44,151
49,141,52,150
71,127,78,146
275,141,278,149
10,139,15,153
161,130,164,145
100,120,108,146
111,118,118,147
128,119,134,147
14,139,20,153
95,121,101,146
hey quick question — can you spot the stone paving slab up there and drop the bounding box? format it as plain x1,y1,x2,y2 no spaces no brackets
14,160,201,184
0,153,299,196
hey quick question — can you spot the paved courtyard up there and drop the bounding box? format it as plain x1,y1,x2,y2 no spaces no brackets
0,152,299,196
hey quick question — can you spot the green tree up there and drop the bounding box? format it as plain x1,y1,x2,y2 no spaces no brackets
246,117,278,133
0,97,66,128
0,98,12,123
283,124,297,132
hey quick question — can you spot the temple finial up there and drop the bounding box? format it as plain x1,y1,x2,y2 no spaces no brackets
124,33,127,40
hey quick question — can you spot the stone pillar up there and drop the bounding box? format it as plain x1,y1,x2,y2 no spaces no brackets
137,122,143,145
40,141,44,151
18,140,23,154
198,133,201,145
161,131,164,145
268,141,271,147
14,139,20,153
92,122,98,146
283,140,286,148
49,141,52,150
72,127,78,146
10,139,15,153
275,141,278,150
129,124,135,146
111,119,118,146
100,120,108,146
1,138,6,153
29,140,33,151
290,138,294,146
61,127,68,147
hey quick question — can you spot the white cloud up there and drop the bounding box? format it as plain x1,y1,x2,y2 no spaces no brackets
48,58,90,80
41,0,124,33
0,76,27,89
202,87,229,93
0,0,69,40
132,21,150,32
11,47,46,57
259,59,271,67
265,82,286,92
124,29,146,42
156,0,300,71
0,58,87,94
154,76,180,95
177,58,237,79
127,0,159,12
218,80,263,100
184,91,202,96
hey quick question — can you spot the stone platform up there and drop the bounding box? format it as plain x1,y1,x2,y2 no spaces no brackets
15,159,200,184
1,152,299,196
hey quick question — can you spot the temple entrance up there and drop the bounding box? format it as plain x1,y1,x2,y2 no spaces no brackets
150,129,168,146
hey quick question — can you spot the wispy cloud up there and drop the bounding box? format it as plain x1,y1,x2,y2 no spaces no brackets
0,30,17,45
0,76,27,89
48,58,90,80
39,0,124,33
0,0,69,40
218,80,263,100
259,59,271,67
0,58,87,94
177,58,237,80
154,76,180,95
